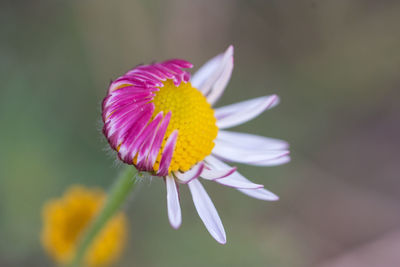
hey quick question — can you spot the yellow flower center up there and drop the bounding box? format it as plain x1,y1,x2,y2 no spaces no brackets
41,186,127,267
152,79,218,173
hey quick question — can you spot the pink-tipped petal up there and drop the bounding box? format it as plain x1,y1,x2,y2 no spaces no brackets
215,95,280,129
206,155,279,201
202,162,263,189
200,166,237,180
212,139,290,165
157,130,178,176
175,162,205,184
166,176,182,229
188,179,226,244
214,173,264,189
192,46,234,96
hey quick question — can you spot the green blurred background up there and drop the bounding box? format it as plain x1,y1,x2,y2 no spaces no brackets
1,0,400,266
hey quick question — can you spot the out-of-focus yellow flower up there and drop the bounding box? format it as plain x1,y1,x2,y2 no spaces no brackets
41,185,127,266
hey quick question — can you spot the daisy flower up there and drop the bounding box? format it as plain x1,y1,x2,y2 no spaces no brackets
102,45,290,244
41,186,127,266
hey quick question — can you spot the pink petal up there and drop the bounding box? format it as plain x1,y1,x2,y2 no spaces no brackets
166,176,182,229
188,179,226,244
162,62,185,76
126,72,161,85
117,105,155,163
166,59,193,69
152,64,175,79
106,97,150,124
175,162,205,184
104,102,147,141
157,130,178,176
111,77,147,88
215,95,280,129
146,112,171,170
105,94,153,117
183,71,191,82
136,65,167,80
108,103,154,151
135,112,164,169
103,60,194,168
108,80,134,93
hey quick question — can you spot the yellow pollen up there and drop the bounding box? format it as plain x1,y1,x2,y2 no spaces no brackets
151,79,218,173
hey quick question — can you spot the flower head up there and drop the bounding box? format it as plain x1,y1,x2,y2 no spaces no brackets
41,186,127,266
102,46,290,244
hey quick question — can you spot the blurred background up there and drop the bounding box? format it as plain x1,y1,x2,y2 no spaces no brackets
1,0,400,266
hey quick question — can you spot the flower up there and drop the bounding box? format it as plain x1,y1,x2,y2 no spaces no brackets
102,46,290,244
41,186,127,266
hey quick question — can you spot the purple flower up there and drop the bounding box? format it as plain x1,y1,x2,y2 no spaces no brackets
102,46,290,244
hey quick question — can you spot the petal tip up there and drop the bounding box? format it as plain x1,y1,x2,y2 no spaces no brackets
169,219,182,230
270,195,280,201
265,190,280,201
216,236,227,245
270,94,280,107
227,45,234,54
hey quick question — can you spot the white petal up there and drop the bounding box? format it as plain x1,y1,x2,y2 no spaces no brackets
205,155,230,169
237,187,279,201
213,130,290,167
192,45,234,97
248,155,291,166
166,176,182,229
204,157,263,189
215,95,280,129
200,166,237,180
188,179,226,244
217,130,289,150
215,173,264,189
191,54,222,89
206,53,233,105
212,139,289,165
174,162,205,184
205,155,279,201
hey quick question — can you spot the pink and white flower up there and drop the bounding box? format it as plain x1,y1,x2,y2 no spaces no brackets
102,46,290,244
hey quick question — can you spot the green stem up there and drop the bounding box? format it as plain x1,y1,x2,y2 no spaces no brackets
68,166,139,267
